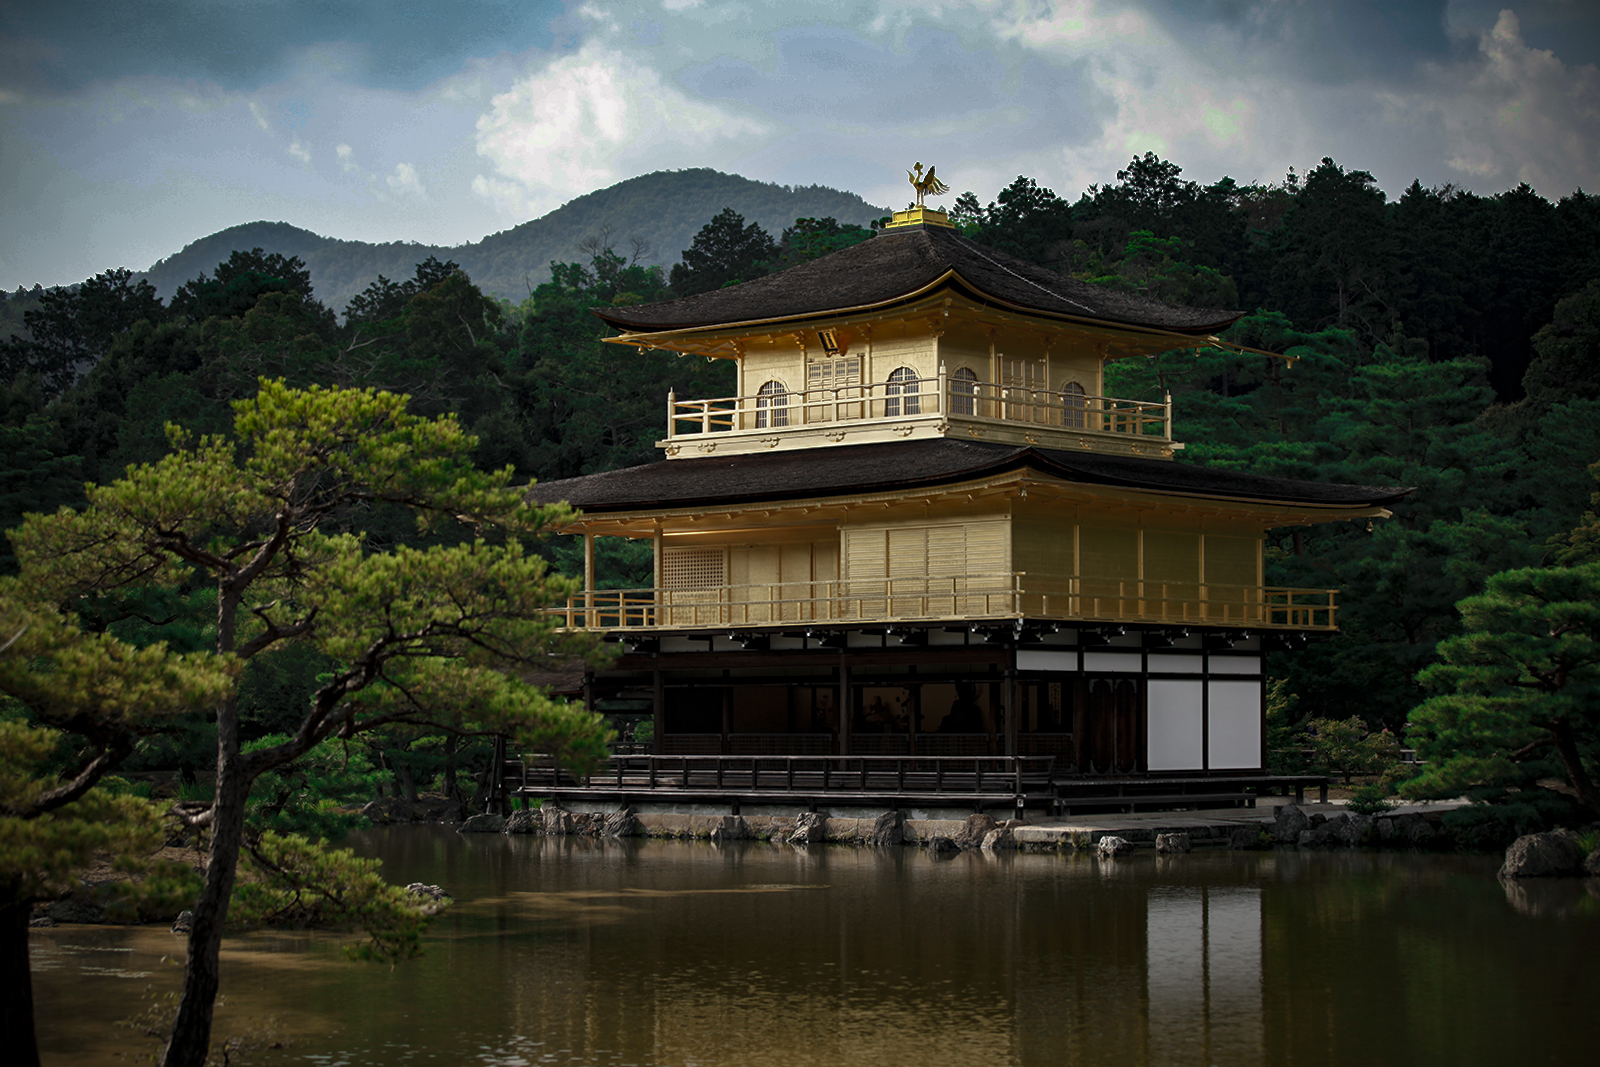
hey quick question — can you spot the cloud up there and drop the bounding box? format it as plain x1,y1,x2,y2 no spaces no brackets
336,143,367,177
0,1,568,95
288,140,312,165
1406,10,1600,193
910,0,1598,200
472,41,768,217
386,162,426,198
249,100,273,132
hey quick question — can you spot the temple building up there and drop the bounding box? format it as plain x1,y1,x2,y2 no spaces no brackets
522,201,1407,813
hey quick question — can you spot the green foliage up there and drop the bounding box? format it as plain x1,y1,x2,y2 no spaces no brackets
545,533,654,589
1303,716,1401,783
959,175,1075,266
770,217,875,270
1346,782,1397,815
9,379,613,1063
1518,277,1600,413
1263,677,1308,774
0,719,172,907
1547,461,1600,566
0,419,83,574
232,831,435,961
241,735,381,840
0,588,234,929
668,208,778,296
0,267,166,399
1404,563,1600,820
510,242,732,479
343,256,463,325
170,247,321,323
1072,229,1239,309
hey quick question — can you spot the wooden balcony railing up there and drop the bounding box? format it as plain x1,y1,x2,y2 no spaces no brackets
665,373,1172,442
505,753,1059,807
554,574,1338,632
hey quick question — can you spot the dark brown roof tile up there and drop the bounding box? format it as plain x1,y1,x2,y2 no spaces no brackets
528,438,1412,513
595,226,1241,334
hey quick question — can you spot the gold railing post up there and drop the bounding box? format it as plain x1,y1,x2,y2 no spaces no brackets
667,388,676,439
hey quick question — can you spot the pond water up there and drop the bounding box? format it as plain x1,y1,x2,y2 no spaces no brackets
32,827,1600,1067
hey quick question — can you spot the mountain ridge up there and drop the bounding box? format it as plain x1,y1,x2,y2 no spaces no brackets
139,169,889,312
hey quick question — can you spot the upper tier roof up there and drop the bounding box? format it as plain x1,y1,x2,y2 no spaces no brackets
529,438,1413,514
594,225,1243,335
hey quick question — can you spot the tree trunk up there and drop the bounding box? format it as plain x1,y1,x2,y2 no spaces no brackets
1551,720,1600,819
395,760,418,804
0,898,40,1067
442,732,460,804
159,758,251,1067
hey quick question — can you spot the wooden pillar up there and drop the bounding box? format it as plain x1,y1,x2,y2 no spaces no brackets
838,661,852,757
1004,665,1018,757
652,522,664,621
583,533,595,627
652,668,664,755
908,666,920,758
721,669,731,756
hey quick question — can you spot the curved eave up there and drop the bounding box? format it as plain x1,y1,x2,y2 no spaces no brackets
531,441,1414,520
594,270,1242,347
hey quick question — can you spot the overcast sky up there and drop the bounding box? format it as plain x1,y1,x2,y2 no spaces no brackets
3,0,1597,291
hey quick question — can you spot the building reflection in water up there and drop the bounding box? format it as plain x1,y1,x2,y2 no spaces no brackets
37,831,1591,1067
1145,885,1263,1066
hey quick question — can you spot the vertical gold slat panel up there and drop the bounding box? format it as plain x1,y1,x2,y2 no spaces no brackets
888,526,928,616
961,520,1008,614
746,544,780,625
1204,534,1262,626
844,528,888,619
779,542,812,623
1079,526,1137,620
1143,528,1200,625
926,523,965,615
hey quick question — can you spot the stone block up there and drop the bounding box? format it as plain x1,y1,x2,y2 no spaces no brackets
1274,804,1309,844
789,811,828,845
980,827,1016,851
869,811,904,847
503,809,542,834
1096,835,1133,858
954,813,998,850
1155,832,1191,854
1500,831,1585,878
602,807,638,837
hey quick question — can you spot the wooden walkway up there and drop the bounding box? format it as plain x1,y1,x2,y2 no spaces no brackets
501,754,1327,815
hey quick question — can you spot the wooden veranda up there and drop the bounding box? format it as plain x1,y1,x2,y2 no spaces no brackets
500,752,1328,816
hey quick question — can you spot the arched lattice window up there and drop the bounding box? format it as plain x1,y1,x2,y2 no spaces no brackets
1062,381,1088,429
755,380,788,428
885,366,921,417
950,367,978,416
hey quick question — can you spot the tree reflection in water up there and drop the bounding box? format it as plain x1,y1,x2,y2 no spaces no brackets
30,830,1600,1067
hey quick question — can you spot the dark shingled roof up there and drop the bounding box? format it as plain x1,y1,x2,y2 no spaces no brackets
594,225,1242,335
529,439,1412,513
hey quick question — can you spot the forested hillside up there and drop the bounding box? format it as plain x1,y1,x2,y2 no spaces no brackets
133,169,887,313
3,152,1598,830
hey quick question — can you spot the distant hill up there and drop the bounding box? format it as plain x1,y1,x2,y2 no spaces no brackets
139,169,888,313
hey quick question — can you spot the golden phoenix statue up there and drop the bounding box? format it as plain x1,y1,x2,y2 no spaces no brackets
908,162,950,208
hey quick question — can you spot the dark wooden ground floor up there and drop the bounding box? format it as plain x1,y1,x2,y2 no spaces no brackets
509,622,1328,814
